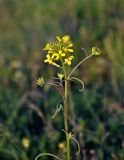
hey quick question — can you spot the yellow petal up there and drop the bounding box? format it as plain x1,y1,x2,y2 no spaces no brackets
46,54,51,59
65,59,71,65
68,49,73,53
52,62,60,67
61,53,66,57
56,36,61,42
69,56,74,60
44,59,48,62
68,43,73,47
62,35,70,43
52,53,60,60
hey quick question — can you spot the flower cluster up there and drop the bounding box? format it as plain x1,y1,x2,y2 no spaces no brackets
91,46,101,56
35,76,44,87
43,35,74,67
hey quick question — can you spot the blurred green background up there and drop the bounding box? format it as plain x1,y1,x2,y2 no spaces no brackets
0,0,124,159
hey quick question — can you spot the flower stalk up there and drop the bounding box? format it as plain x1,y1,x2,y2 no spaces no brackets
63,68,70,160
35,35,101,160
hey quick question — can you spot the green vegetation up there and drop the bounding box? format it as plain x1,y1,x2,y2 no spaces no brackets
0,0,124,159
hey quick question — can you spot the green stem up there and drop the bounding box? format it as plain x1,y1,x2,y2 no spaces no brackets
64,74,70,160
62,55,92,160
62,62,70,160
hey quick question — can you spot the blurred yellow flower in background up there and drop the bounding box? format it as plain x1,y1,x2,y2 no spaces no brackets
22,138,30,149
10,60,21,69
58,142,66,149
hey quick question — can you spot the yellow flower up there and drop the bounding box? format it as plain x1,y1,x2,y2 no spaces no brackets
44,54,53,64
64,56,74,65
91,46,101,56
36,76,44,87
22,138,30,149
52,53,60,60
58,50,66,57
43,35,74,67
10,60,21,69
43,43,51,50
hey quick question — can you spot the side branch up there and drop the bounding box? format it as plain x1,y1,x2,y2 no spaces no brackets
68,55,92,78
